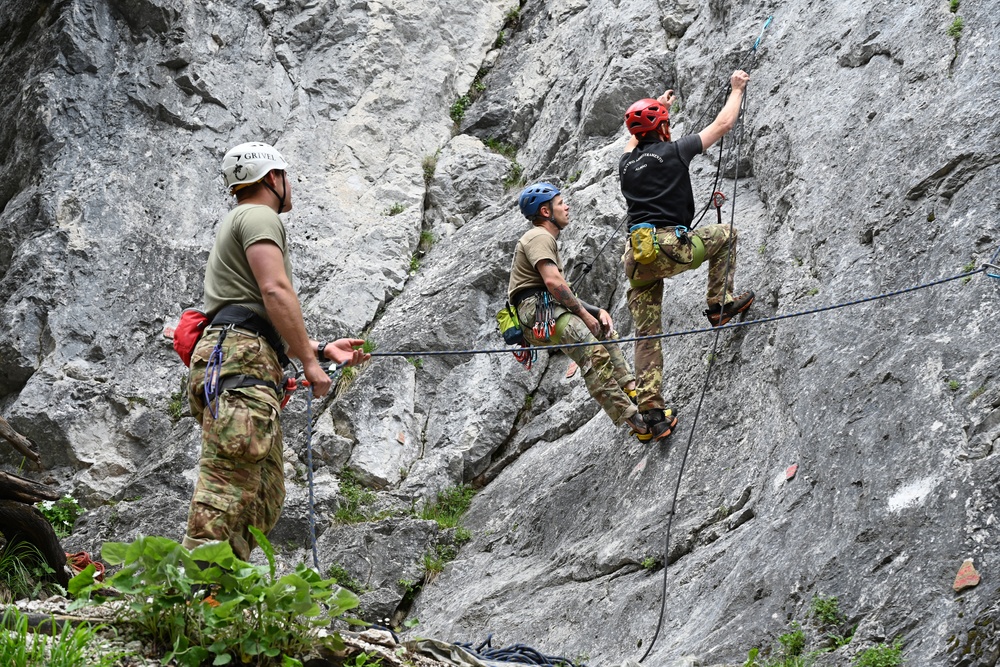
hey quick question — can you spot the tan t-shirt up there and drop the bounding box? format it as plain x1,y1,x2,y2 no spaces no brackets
203,204,294,321
507,226,563,301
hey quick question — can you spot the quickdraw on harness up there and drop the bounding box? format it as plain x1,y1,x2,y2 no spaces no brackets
532,292,557,340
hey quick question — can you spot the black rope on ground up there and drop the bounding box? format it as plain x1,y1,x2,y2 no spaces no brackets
368,267,986,361
454,636,585,667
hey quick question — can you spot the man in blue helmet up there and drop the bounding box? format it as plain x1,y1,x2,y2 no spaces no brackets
507,182,652,439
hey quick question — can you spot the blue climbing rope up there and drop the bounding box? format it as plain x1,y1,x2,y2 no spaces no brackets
455,635,585,666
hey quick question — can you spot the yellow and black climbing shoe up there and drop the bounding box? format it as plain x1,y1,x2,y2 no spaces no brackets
705,290,755,327
626,388,638,405
641,407,679,441
624,411,651,441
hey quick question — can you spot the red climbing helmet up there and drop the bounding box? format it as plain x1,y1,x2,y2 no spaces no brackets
625,98,670,138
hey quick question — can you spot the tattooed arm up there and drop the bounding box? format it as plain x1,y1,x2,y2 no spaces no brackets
537,259,603,338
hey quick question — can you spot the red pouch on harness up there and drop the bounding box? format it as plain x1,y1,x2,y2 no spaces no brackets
173,309,210,366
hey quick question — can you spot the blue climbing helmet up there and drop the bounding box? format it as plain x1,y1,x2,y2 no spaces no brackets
518,182,561,219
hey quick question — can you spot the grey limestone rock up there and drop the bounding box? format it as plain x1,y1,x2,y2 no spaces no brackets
2,0,1000,664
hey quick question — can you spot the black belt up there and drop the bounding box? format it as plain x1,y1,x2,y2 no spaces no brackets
219,374,282,397
510,287,546,309
210,305,290,367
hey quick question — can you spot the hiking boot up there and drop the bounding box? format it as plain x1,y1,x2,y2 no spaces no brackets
705,291,755,327
641,407,679,441
624,411,652,441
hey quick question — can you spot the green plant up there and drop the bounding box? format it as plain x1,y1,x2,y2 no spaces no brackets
806,287,819,296
36,495,84,537
504,6,521,24
828,628,854,648
948,379,961,391
926,212,936,222
484,137,518,159
349,652,383,667
778,623,806,657
758,244,767,254
419,230,436,248
168,389,185,420
69,531,358,666
423,543,458,577
454,526,473,544
950,0,960,12
641,556,658,570
810,594,844,627
386,202,406,216
422,154,438,184
0,541,58,602
328,562,367,595
420,485,477,529
406,356,424,369
947,16,964,39
567,169,582,183
450,95,472,123
743,647,761,667
502,161,526,190
336,468,378,523
962,260,976,272
398,578,419,594
409,255,421,274
493,29,506,48
853,638,903,667
970,385,986,400
523,393,534,410
0,607,120,667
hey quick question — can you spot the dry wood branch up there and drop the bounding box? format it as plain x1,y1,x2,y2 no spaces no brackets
0,415,40,465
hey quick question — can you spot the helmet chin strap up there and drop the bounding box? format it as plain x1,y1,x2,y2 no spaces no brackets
262,171,287,213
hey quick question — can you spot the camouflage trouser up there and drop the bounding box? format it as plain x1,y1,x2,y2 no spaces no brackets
623,224,738,411
182,327,285,561
517,295,637,425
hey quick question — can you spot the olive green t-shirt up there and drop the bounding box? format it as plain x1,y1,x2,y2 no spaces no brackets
203,204,294,323
507,226,563,300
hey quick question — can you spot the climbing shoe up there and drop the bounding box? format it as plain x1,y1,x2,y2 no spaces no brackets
705,291,755,327
626,387,638,405
624,411,652,441
641,407,679,441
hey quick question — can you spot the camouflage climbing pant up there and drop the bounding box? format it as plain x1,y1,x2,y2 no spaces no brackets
517,295,637,425
623,224,738,411
182,327,285,561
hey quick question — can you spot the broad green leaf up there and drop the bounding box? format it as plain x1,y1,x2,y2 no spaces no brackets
190,540,238,568
212,653,233,665
249,526,276,579
101,541,129,565
67,563,97,596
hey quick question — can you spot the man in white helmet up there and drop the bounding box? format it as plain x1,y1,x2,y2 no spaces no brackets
182,141,368,560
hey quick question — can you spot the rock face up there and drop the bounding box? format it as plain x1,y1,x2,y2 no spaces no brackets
2,0,999,665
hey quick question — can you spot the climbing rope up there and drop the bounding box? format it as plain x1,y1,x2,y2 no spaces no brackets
454,635,585,666
297,362,347,571
639,64,751,664
365,266,986,362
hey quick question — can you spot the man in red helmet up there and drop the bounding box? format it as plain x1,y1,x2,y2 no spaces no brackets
619,70,753,441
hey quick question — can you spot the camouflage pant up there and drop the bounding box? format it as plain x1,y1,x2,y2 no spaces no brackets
623,224,738,411
182,327,285,561
517,295,636,425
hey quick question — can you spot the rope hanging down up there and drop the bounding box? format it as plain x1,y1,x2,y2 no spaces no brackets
640,50,752,664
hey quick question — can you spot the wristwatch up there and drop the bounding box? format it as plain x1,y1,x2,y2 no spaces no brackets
316,341,328,361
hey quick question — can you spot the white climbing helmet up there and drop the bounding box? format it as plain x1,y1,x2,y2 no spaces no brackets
221,142,288,191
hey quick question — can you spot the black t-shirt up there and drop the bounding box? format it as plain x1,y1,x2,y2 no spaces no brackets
619,134,703,227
